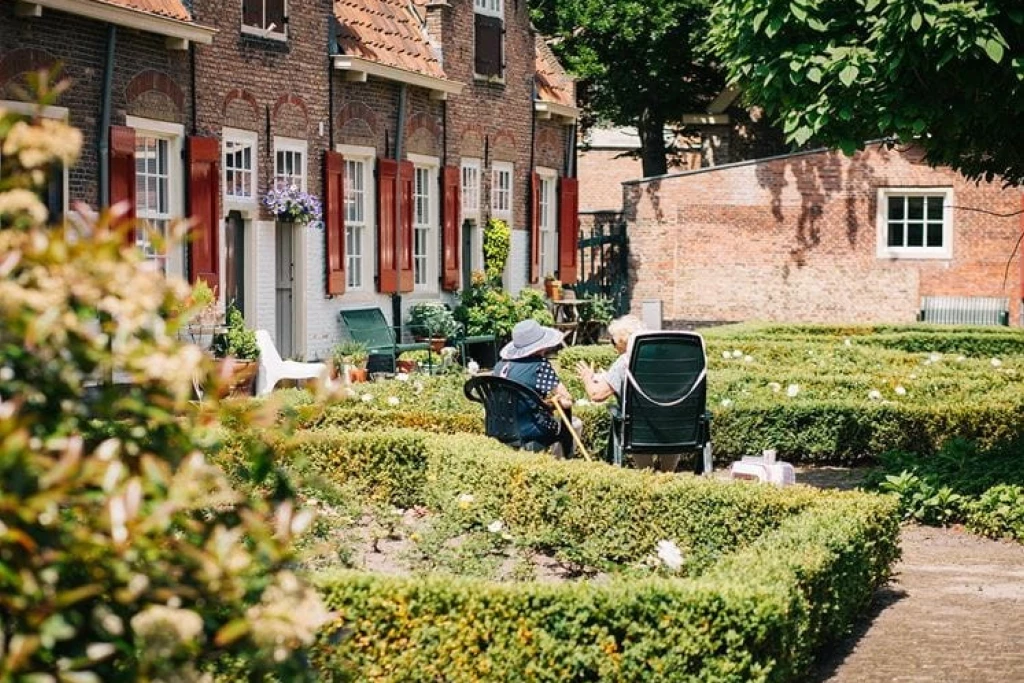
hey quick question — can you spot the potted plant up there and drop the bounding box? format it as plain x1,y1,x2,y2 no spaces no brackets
211,306,260,396
262,183,324,229
332,340,369,383
178,279,222,349
397,348,431,374
408,302,461,353
544,274,562,301
577,294,616,345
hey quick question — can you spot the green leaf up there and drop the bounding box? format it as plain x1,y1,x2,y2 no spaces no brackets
752,9,768,33
839,65,859,86
839,139,859,156
792,127,813,146
790,3,807,22
807,67,823,84
910,12,922,31
984,39,1004,64
864,0,881,12
912,119,927,134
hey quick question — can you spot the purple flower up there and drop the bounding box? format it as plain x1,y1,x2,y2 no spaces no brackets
262,184,324,229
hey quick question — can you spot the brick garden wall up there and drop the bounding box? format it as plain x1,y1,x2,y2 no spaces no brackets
578,148,642,212
624,144,1024,327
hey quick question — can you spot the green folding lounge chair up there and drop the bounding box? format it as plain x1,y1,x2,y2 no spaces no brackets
338,308,430,374
609,331,712,474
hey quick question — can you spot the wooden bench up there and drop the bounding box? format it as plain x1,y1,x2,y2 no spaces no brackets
338,308,430,374
919,296,1009,326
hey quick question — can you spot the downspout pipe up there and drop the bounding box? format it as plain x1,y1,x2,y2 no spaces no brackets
392,84,408,340
98,24,117,208
527,78,537,283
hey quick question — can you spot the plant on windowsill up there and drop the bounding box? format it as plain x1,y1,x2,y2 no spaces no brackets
211,306,260,396
408,302,462,353
262,183,324,229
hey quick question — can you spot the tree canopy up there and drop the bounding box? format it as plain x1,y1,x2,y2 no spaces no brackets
709,0,1024,185
532,0,723,177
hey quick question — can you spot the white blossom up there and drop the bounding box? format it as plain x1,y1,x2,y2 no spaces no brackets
721,351,731,360
991,358,1003,368
395,372,409,382
720,398,733,408
956,355,967,363
929,352,942,363
767,382,781,393
743,355,754,363
868,389,882,400
656,539,684,571
894,385,907,396
487,520,504,533
731,349,743,358
843,338,852,347
786,384,800,398
360,393,373,402
387,396,400,406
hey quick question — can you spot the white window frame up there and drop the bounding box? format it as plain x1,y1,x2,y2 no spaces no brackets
222,128,258,212
273,136,307,193
0,100,70,222
240,0,288,41
876,187,953,260
461,158,483,273
336,144,376,293
408,153,440,293
474,0,503,19
537,168,557,279
491,161,513,223
126,115,185,279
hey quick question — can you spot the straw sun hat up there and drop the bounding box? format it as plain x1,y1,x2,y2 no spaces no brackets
499,319,566,360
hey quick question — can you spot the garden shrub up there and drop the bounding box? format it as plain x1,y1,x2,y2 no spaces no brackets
0,95,328,681
309,492,897,682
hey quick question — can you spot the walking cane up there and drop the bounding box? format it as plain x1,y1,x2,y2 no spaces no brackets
548,398,593,461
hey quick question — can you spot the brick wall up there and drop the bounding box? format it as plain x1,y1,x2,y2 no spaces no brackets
0,3,191,207
624,144,1024,327
578,148,642,212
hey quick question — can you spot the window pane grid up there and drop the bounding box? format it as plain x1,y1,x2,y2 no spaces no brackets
275,149,304,190
491,166,512,217
344,159,365,289
461,163,480,217
135,136,170,272
885,193,946,250
414,166,431,286
224,139,254,200
538,176,555,276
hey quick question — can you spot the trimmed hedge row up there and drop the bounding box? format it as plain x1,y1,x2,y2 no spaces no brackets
291,431,899,682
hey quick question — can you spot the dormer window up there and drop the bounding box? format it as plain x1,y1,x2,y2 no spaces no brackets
474,0,504,79
242,0,286,39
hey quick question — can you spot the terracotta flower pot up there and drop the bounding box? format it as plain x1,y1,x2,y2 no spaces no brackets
223,358,258,397
347,366,368,383
545,281,562,301
396,359,418,374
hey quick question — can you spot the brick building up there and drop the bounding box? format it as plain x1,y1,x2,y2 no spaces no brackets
624,144,1024,327
2,0,578,361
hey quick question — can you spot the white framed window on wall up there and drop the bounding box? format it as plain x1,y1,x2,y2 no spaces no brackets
223,128,257,210
409,154,439,291
461,158,482,272
127,116,184,278
0,100,69,223
474,0,504,79
537,168,557,278
241,0,287,39
337,145,375,291
491,161,513,222
876,187,953,260
274,137,307,192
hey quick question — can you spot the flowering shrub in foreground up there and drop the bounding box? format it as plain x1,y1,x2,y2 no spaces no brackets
0,84,332,681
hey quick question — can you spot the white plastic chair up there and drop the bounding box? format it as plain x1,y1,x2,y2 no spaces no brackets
255,330,329,396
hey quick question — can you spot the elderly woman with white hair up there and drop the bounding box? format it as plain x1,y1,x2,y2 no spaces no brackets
576,314,646,403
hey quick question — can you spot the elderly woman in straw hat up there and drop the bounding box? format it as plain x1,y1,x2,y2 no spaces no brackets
493,318,580,457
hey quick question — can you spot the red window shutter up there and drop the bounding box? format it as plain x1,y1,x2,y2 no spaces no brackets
377,158,398,293
109,125,136,245
398,160,414,293
324,151,346,295
530,171,540,284
187,136,220,290
441,166,461,291
558,176,580,285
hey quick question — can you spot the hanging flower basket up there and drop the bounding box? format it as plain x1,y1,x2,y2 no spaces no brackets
262,184,323,229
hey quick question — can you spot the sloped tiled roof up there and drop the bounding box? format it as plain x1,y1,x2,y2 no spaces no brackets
103,0,192,22
535,35,574,109
333,0,446,81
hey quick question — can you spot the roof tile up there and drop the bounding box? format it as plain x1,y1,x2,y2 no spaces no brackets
535,36,575,109
333,0,445,81
102,0,192,22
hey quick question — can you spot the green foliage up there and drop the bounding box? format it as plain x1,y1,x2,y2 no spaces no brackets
406,301,461,339
212,306,260,360
482,217,511,282
454,280,555,340
533,0,724,176
332,339,369,367
709,0,1024,184
0,97,328,681
967,485,1024,541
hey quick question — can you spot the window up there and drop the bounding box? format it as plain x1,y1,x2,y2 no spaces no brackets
135,135,172,272
876,188,953,259
413,165,432,287
461,158,482,272
274,137,307,191
537,171,557,277
344,158,366,289
474,0,503,78
491,162,513,221
242,0,286,38
223,128,257,206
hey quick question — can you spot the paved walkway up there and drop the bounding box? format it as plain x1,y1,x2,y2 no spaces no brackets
810,524,1024,682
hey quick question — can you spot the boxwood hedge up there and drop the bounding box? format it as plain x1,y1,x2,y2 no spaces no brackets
278,430,899,682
